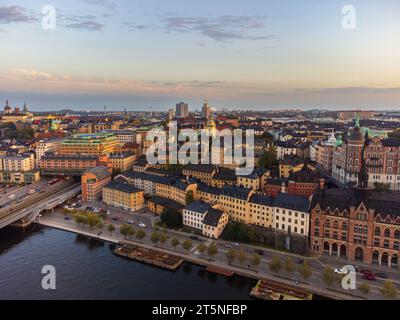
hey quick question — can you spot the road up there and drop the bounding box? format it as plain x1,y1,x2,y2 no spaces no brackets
0,179,50,209
40,201,400,300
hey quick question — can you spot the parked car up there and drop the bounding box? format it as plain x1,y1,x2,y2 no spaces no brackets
8,194,15,199
375,272,388,279
334,268,348,275
190,236,200,241
364,273,376,281
64,216,72,221
127,220,135,225
112,217,119,221
231,242,239,247
254,249,264,255
224,243,233,248
106,210,111,215
359,269,372,275
28,189,36,195
296,259,305,265
138,223,146,228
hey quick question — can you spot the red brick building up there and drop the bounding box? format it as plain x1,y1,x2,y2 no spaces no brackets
310,188,400,268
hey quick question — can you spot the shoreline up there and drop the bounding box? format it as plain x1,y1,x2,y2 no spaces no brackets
36,219,358,301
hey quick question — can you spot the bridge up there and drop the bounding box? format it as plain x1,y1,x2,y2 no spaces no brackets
0,183,81,230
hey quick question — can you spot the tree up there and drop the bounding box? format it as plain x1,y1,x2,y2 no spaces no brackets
284,256,295,273
298,261,312,280
207,243,218,260
120,224,130,239
171,238,180,248
160,208,183,229
151,231,160,244
269,256,282,272
127,227,136,239
374,182,390,191
107,224,116,235
197,243,207,255
182,240,192,252
321,266,335,286
238,249,248,264
159,233,168,246
221,222,258,243
136,229,146,240
358,283,370,295
226,249,237,263
258,144,278,169
185,190,195,205
380,281,397,299
250,253,261,267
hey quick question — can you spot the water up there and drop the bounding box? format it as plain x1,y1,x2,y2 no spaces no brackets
0,225,256,300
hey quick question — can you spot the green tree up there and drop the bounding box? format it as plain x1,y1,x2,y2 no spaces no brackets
284,256,295,273
182,240,192,252
171,238,180,248
374,182,390,191
151,231,160,244
269,256,282,272
226,249,237,263
107,224,116,235
160,208,183,229
197,243,207,255
221,222,258,243
120,224,130,239
127,227,135,239
136,229,146,240
185,190,195,205
380,281,397,299
207,243,218,260
358,283,370,296
321,266,335,286
298,261,312,280
250,253,261,267
258,144,278,169
159,233,168,246
238,249,248,264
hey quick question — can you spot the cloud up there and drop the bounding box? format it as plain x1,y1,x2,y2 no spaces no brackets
81,0,116,10
0,6,36,24
293,87,400,95
125,14,273,42
66,20,104,31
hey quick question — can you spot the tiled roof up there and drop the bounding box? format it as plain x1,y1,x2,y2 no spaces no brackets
274,193,310,212
104,180,143,194
203,208,225,227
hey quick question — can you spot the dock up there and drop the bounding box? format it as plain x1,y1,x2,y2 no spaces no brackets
206,265,234,277
113,244,183,271
250,280,313,300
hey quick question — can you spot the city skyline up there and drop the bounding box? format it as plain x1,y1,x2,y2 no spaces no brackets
1,0,400,110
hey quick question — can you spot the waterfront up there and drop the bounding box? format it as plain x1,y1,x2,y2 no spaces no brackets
0,225,256,300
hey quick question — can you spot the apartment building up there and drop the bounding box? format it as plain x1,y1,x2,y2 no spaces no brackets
103,179,145,212
81,166,112,202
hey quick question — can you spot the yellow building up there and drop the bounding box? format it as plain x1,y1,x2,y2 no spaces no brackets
0,170,40,184
60,133,119,156
109,152,136,172
195,183,221,204
182,164,216,184
202,209,229,239
219,186,253,224
248,193,274,228
237,173,260,190
102,179,145,212
279,157,305,178
155,179,197,206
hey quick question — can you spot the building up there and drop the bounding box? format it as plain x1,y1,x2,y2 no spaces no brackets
101,130,137,144
279,156,306,178
338,110,374,121
155,179,197,206
202,101,212,120
273,193,310,236
81,166,112,202
182,200,228,239
276,141,297,160
182,164,216,184
176,102,189,118
0,153,39,184
310,188,400,267
109,152,136,172
60,133,119,156
35,139,63,166
102,179,145,212
147,196,183,215
1,101,33,123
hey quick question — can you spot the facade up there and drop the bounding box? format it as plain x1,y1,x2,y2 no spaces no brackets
60,133,119,156
35,139,63,166
81,166,112,202
39,154,108,175
310,188,400,267
155,179,197,206
109,152,136,172
103,179,145,212
0,153,39,184
279,156,306,178
182,164,216,184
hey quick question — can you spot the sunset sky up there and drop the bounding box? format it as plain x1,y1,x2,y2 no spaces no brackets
0,0,399,110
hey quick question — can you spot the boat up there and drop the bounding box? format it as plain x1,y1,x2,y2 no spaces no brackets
250,280,313,300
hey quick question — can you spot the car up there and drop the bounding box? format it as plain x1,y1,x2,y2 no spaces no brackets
364,273,376,281
254,249,264,255
231,242,239,247
194,250,200,255
296,259,305,265
139,223,146,228
8,194,15,199
112,217,119,221
190,236,200,241
28,189,35,195
334,268,348,275
375,272,388,279
106,210,111,215
224,243,233,248
127,220,135,225
359,269,372,275
64,216,72,221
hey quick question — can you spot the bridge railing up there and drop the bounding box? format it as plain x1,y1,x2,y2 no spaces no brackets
0,182,76,219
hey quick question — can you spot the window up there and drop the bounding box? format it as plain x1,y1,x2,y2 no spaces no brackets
325,219,331,229
395,230,400,239
384,228,391,238
374,227,381,237
333,220,339,229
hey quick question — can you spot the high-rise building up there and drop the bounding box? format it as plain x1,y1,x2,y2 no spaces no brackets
175,102,189,118
202,100,211,120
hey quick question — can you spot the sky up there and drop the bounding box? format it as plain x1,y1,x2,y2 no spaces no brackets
0,0,400,111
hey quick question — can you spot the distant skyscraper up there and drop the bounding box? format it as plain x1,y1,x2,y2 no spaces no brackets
176,102,189,118
202,100,211,120
168,108,175,120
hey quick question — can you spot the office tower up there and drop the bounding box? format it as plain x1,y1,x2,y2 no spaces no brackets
176,102,189,118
